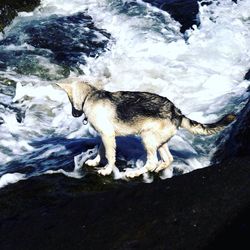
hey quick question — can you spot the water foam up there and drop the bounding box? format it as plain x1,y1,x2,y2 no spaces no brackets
0,173,26,189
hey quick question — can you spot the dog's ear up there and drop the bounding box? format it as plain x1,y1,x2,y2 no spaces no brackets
56,83,73,98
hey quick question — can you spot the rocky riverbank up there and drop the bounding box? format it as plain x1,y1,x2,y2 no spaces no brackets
0,155,249,250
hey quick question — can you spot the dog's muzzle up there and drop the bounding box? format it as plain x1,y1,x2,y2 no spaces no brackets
72,107,83,117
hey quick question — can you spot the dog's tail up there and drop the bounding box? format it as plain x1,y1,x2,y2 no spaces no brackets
180,113,236,135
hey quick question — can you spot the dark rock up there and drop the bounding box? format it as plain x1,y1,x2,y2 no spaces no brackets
0,77,16,97
143,0,238,33
0,12,111,76
0,0,40,32
244,69,250,81
0,116,4,124
214,99,250,161
22,13,111,67
143,0,200,33
0,155,250,250
161,0,200,33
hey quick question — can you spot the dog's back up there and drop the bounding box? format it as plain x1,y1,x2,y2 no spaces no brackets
87,89,235,136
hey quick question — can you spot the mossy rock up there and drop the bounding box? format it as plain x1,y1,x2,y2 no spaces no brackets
0,77,16,97
0,76,16,87
0,0,40,32
14,57,71,80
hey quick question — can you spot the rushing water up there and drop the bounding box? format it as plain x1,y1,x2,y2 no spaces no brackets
0,0,249,187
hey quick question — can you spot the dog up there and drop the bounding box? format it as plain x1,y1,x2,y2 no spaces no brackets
57,79,236,178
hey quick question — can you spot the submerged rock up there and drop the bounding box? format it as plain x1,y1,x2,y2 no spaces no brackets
0,0,40,32
0,78,27,123
0,77,16,96
143,0,200,32
0,12,111,78
143,0,238,33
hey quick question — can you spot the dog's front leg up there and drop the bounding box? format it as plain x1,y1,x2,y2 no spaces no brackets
125,131,158,178
97,133,116,176
85,142,104,167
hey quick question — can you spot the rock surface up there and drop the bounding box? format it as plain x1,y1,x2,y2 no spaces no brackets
0,0,40,32
245,69,250,81
214,99,250,161
143,0,200,32
0,156,249,250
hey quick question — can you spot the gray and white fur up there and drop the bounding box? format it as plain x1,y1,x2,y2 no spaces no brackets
57,79,236,178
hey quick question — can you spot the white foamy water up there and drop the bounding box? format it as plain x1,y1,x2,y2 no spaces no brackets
0,173,26,189
0,0,249,187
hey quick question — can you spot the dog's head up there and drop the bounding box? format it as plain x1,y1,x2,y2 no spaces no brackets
56,80,91,117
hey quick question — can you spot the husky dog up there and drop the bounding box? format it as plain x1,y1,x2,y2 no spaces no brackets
57,79,236,178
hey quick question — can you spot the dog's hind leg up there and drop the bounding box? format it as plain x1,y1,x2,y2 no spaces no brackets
155,143,173,173
97,134,116,176
125,132,158,178
142,133,159,172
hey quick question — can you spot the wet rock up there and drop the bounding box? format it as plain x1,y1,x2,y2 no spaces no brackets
214,99,250,161
143,0,200,33
0,0,40,32
160,0,200,33
0,12,111,78
244,69,250,81
0,78,27,123
0,77,16,97
212,69,250,162
0,116,4,125
143,0,238,33
0,156,249,250
23,13,111,68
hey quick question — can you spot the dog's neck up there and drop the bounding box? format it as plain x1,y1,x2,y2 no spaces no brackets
79,83,97,124
81,82,96,108
72,81,96,110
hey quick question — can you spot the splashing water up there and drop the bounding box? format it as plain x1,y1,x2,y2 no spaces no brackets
0,0,249,187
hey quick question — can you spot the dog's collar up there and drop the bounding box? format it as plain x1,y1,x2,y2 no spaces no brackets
82,94,89,110
81,93,91,125
82,117,88,125
82,92,91,110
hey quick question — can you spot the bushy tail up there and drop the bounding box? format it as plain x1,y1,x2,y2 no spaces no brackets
180,114,236,135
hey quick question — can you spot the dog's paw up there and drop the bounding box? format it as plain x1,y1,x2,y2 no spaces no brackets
155,162,170,173
124,167,147,178
97,165,113,176
85,154,101,167
160,166,173,179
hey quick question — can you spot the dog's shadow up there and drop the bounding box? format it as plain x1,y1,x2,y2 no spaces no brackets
2,135,201,180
